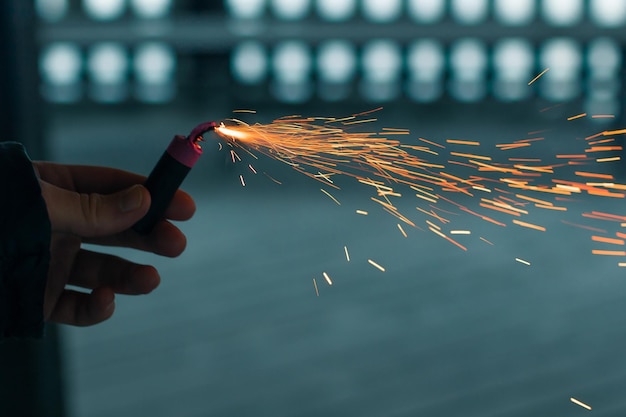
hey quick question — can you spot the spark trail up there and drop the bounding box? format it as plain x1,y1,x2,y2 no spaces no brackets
213,109,626,266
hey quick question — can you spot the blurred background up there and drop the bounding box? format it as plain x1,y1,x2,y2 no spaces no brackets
2,0,626,416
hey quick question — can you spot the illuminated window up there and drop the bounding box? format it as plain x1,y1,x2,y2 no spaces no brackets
83,0,126,21
272,41,312,102
316,0,356,22
36,0,69,22
590,0,626,27
130,0,171,18
407,0,445,24
362,0,403,23
87,43,128,102
406,39,444,102
317,40,356,101
451,0,489,25
133,42,176,102
39,42,82,102
270,0,310,20
541,0,582,26
225,0,266,19
493,38,533,101
493,0,534,26
449,38,487,101
540,38,582,101
232,41,268,84
361,40,402,101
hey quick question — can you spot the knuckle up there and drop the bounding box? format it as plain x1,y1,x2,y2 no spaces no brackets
78,192,103,233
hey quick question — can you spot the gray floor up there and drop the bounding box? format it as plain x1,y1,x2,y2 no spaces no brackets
49,107,626,416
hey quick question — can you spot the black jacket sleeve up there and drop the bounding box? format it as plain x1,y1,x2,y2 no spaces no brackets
0,142,50,340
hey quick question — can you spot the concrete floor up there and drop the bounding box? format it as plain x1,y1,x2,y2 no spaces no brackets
49,106,626,416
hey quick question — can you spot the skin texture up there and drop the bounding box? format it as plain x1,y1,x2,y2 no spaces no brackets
33,162,196,326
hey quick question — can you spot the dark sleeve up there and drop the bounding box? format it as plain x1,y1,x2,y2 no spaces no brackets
0,142,50,340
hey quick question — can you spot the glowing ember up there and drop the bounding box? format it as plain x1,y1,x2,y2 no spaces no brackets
528,68,550,85
368,259,385,272
570,397,592,411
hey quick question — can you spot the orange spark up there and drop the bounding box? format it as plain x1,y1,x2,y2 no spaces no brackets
567,113,587,121
592,235,625,245
512,219,546,232
446,139,480,146
592,250,626,256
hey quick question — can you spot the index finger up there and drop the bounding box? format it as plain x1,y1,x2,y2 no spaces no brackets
34,162,196,221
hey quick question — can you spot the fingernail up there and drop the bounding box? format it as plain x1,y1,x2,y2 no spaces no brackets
105,301,116,313
119,185,143,212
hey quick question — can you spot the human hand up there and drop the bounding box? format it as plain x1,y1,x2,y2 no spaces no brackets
33,162,196,326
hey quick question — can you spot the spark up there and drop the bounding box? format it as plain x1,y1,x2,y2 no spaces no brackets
323,272,333,285
592,250,626,256
450,152,492,161
397,223,408,238
528,67,550,85
313,278,319,296
512,219,546,232
419,137,445,149
321,188,341,205
515,257,531,266
567,113,587,121
584,211,626,222
591,235,625,245
570,397,592,411
368,259,386,272
239,175,246,187
603,128,626,136
619,262,626,267
230,149,241,163
480,237,494,245
592,114,614,119
446,139,480,146
450,230,471,235
356,210,368,215
233,109,257,113
575,171,614,180
248,164,257,174
429,226,467,251
344,246,350,262
263,172,282,185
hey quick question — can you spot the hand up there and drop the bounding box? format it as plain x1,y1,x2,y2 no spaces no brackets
34,162,196,326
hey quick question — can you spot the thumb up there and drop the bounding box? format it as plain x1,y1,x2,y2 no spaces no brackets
40,181,151,237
